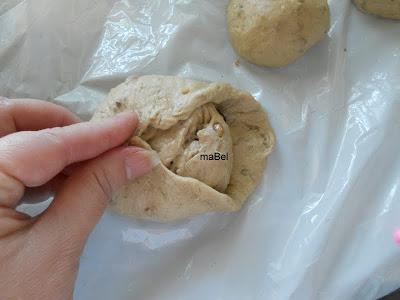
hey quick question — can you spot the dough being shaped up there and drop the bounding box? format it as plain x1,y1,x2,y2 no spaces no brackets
141,103,233,193
227,0,330,67
92,75,275,222
353,0,400,20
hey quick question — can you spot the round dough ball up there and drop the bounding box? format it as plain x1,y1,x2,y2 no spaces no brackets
227,0,330,67
353,0,400,20
92,75,275,222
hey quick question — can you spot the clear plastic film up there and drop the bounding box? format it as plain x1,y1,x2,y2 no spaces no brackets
1,0,400,299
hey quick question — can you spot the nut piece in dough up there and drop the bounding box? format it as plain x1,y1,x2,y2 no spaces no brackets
92,75,275,222
227,0,330,67
353,0,400,20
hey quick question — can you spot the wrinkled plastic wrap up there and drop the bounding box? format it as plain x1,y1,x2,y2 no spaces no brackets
1,0,400,299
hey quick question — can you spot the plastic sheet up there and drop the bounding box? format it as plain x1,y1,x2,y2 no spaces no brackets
1,0,400,299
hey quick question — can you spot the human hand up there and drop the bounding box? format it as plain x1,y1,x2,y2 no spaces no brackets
0,98,158,300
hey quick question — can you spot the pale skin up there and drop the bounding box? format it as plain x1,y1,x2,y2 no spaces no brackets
0,98,157,299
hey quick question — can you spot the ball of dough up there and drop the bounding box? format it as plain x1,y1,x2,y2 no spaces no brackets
92,75,275,222
353,0,400,20
227,0,330,67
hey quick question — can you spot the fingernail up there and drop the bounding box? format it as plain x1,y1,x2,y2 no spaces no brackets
125,149,160,180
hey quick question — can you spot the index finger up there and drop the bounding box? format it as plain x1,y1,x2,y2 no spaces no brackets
0,112,137,206
0,98,81,137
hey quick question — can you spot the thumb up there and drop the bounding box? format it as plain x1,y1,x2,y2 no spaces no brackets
35,146,159,248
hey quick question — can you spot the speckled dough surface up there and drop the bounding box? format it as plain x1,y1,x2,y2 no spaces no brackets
227,0,330,67
353,0,400,20
92,75,275,222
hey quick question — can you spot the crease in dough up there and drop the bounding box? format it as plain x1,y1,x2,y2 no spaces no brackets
92,75,275,222
144,103,233,193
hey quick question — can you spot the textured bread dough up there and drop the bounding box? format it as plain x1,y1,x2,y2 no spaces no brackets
227,0,330,67
141,103,233,193
353,0,400,20
92,75,275,222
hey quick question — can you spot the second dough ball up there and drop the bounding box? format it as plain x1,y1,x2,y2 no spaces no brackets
227,0,330,67
353,0,400,20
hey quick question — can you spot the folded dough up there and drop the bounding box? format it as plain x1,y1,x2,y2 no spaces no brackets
92,75,275,222
142,103,233,193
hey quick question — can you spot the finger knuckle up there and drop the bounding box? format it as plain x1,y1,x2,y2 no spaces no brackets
0,206,32,239
39,129,71,164
88,166,114,201
0,171,24,207
100,127,116,150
